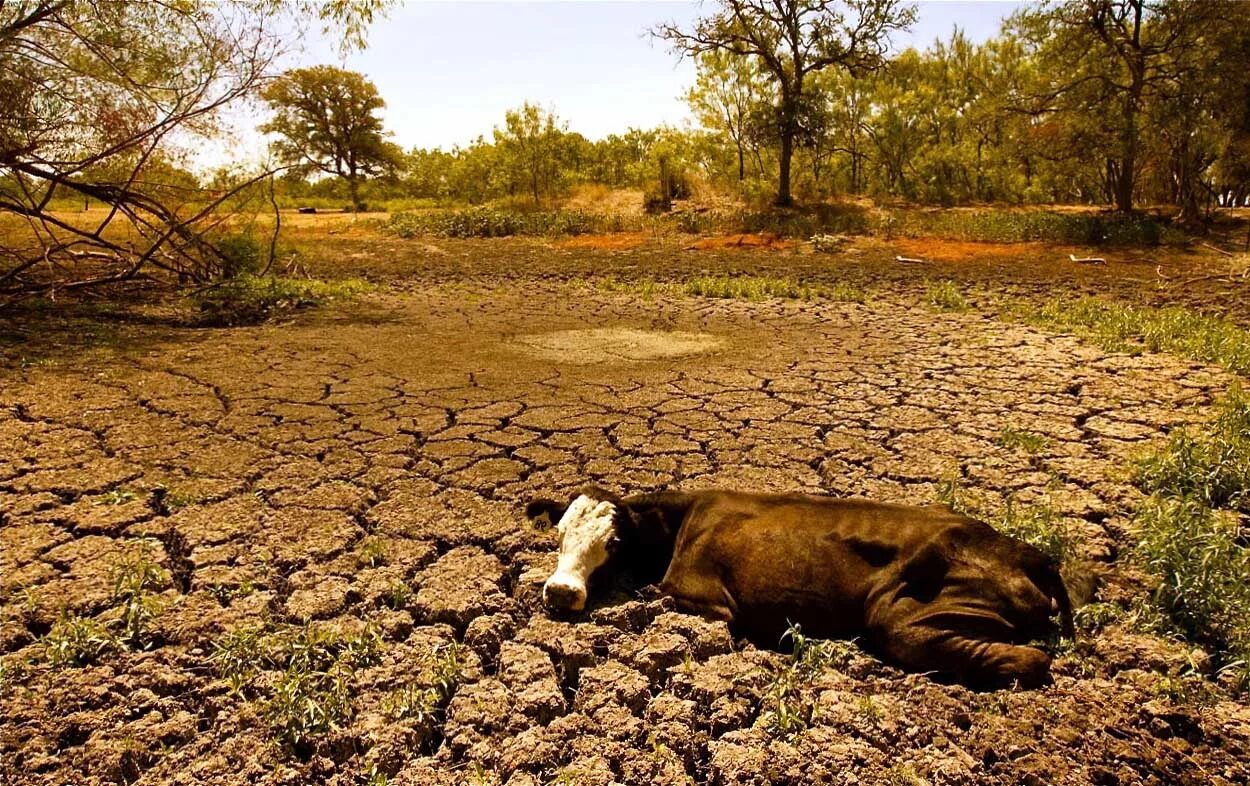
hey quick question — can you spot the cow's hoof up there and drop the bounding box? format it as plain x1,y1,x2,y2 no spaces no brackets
998,646,1052,688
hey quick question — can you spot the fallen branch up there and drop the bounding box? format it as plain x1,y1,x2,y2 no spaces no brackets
1069,254,1106,265
1200,241,1234,258
895,255,927,264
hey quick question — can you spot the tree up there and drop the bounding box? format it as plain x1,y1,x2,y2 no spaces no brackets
1011,0,1229,213
0,1,389,300
260,66,402,212
655,0,915,206
494,103,570,204
687,50,772,182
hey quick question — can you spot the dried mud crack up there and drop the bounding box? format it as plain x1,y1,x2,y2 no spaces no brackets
2,281,1248,786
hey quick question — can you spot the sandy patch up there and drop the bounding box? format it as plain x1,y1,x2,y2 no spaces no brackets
513,328,724,363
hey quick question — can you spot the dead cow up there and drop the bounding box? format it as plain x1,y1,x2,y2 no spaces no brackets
527,487,1075,688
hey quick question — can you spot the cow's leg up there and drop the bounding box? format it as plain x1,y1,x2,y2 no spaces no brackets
867,598,1051,688
659,570,737,625
873,622,1051,688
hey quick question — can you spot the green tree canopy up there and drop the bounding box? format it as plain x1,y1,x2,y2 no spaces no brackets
260,66,403,212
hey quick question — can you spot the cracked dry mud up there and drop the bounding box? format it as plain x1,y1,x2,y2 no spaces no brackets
3,280,1249,786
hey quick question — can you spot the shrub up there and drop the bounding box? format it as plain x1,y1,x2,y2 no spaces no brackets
386,208,610,238
209,230,266,278
882,209,1167,245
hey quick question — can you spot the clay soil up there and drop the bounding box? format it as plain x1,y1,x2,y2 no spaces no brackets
2,230,1249,786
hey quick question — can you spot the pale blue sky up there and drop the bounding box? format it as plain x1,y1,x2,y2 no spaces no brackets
204,1,1030,166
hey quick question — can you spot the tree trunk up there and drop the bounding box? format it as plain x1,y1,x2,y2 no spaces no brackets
738,146,745,181
348,174,362,213
776,125,795,207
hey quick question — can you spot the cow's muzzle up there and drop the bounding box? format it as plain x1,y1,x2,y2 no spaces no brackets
543,574,587,612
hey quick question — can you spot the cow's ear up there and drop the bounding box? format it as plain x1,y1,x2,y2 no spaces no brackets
525,498,567,530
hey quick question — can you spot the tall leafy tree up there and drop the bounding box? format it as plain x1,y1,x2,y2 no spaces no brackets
655,0,915,206
687,50,772,182
494,103,570,204
260,66,402,212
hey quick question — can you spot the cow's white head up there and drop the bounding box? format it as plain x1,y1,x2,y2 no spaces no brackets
541,494,619,612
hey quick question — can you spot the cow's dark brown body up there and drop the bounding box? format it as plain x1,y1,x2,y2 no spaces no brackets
529,488,1074,688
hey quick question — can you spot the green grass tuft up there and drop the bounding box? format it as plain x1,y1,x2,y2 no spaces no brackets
210,621,386,750
1133,388,1250,512
193,275,374,326
1133,495,1250,689
995,427,1051,454
42,614,118,667
1025,297,1250,375
924,280,969,312
684,275,865,303
111,540,169,648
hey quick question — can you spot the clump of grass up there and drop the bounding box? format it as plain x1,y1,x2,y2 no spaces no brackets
1133,387,1250,511
42,614,118,667
882,208,1166,245
382,580,411,610
382,642,467,724
1073,602,1125,633
386,208,617,239
193,275,373,327
1025,297,1250,375
685,275,865,303
97,487,139,506
210,623,269,693
356,538,389,569
924,280,969,312
111,540,169,648
995,427,1050,455
210,622,385,750
267,660,354,750
1133,495,1250,689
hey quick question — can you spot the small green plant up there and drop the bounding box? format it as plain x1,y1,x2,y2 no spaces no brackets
266,660,354,750
208,229,265,279
1073,602,1124,632
160,488,205,510
995,427,1050,455
924,280,969,312
206,580,256,605
212,622,386,750
382,580,411,610
97,487,139,506
42,613,118,667
856,695,883,724
356,538,389,569
382,641,466,727
210,624,269,693
111,541,169,647
756,624,858,738
988,496,1071,564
